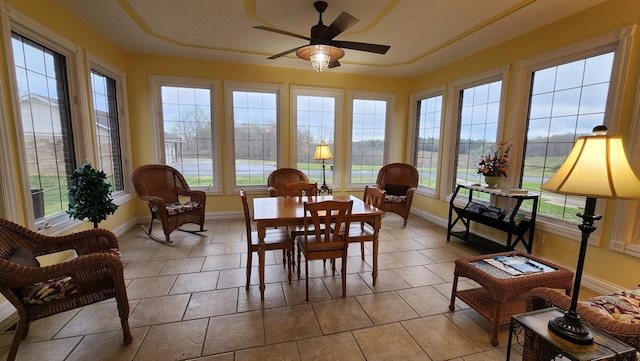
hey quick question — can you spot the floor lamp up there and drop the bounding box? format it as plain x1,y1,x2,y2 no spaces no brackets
541,125,640,344
314,143,333,192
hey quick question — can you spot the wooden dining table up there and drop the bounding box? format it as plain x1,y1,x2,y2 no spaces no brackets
252,194,384,300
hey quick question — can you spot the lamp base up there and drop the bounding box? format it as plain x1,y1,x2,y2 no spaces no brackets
548,312,593,345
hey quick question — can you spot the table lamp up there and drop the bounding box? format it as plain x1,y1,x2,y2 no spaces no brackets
314,143,333,191
541,125,640,344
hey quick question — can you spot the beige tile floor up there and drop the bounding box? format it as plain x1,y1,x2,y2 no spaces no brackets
0,213,589,360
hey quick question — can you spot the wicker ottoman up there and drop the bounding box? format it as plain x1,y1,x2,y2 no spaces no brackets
449,250,574,346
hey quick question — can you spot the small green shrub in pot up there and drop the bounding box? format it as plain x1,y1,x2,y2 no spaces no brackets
67,163,119,228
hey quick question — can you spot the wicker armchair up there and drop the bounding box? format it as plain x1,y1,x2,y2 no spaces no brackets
132,164,207,242
375,163,419,224
526,286,640,358
267,168,309,197
0,218,132,361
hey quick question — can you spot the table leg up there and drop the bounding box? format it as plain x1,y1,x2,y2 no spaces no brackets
372,215,381,285
257,223,266,300
491,303,501,346
506,317,515,361
449,274,459,311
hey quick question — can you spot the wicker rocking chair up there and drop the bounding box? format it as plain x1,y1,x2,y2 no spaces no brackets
0,219,132,361
132,164,207,243
375,163,419,225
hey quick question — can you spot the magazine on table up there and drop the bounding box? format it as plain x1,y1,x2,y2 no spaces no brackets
484,255,553,275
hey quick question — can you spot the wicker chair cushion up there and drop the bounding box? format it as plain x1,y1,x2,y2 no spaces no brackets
160,201,202,216
22,276,78,304
583,287,640,323
385,195,407,203
20,248,121,305
7,246,40,267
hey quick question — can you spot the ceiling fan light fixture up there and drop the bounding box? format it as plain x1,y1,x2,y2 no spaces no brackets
296,44,344,72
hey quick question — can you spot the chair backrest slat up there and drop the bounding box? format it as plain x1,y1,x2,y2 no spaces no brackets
303,200,353,249
284,182,318,201
239,189,253,246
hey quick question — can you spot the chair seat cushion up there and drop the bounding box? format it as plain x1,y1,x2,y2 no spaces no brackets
165,201,202,215
385,195,407,204
22,276,79,305
582,287,640,323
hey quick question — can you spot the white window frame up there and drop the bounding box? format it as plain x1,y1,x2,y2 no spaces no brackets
290,85,344,191
407,85,445,199
148,75,222,195
509,26,635,245
223,80,284,194
440,66,510,201
611,50,640,256
345,90,395,191
86,52,134,206
1,3,90,233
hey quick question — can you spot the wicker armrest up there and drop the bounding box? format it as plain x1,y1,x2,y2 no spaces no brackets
35,228,119,256
184,189,206,204
0,251,122,289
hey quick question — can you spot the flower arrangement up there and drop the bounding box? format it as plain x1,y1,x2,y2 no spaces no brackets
477,141,512,177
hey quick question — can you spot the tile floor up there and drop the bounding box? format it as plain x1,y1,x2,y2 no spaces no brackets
0,213,589,360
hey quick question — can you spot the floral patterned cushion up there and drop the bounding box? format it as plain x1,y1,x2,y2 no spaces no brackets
582,287,640,323
385,195,406,204
22,276,78,305
19,248,120,305
165,201,201,216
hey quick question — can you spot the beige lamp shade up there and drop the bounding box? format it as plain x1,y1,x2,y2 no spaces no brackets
313,144,333,160
541,133,640,199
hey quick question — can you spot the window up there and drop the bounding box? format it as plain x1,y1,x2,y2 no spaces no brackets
90,70,124,192
347,91,394,188
456,80,502,188
11,31,77,221
224,81,283,192
149,76,220,193
291,86,343,189
513,27,634,243
408,88,444,194
524,53,614,223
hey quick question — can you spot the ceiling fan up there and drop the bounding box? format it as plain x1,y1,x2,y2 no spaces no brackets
254,1,391,72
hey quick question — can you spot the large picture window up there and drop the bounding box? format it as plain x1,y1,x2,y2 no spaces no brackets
90,70,124,192
291,86,342,190
149,76,220,193
413,93,443,190
456,80,502,188
347,91,393,188
523,52,615,223
224,81,283,191
12,31,76,221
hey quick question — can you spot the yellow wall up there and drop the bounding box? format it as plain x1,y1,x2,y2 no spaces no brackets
2,0,640,289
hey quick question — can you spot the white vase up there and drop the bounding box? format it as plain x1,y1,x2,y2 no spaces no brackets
484,176,500,189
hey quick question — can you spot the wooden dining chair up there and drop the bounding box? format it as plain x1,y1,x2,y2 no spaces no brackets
284,181,318,240
296,200,353,301
240,189,292,290
346,185,386,260
283,182,318,199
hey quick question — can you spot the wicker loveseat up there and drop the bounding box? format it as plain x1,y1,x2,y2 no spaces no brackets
526,286,640,357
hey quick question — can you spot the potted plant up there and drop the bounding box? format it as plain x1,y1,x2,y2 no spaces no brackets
477,141,512,188
67,163,118,228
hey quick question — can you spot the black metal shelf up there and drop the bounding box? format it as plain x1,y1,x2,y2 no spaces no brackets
447,184,539,253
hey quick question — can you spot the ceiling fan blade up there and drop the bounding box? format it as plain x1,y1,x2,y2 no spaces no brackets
331,40,390,54
267,45,306,60
254,26,311,41
328,60,341,68
321,12,358,40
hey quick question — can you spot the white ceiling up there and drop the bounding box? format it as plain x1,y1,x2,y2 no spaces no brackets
56,0,605,78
